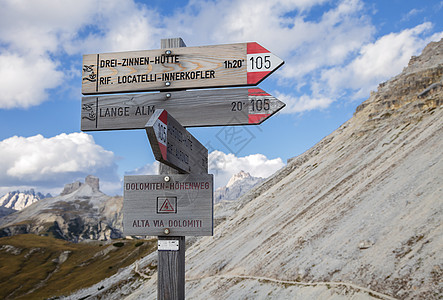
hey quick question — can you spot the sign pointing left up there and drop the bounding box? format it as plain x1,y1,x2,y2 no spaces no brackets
146,109,208,174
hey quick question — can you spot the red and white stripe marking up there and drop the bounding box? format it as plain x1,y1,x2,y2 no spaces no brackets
248,88,271,124
247,42,284,84
153,110,168,160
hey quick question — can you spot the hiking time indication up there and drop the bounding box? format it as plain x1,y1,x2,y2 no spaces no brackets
82,42,284,95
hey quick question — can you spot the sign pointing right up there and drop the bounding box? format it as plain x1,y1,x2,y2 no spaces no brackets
82,42,284,95
81,88,285,130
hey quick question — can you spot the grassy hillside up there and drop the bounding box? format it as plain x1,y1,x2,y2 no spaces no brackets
0,234,156,299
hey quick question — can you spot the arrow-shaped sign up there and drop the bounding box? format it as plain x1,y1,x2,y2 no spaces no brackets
81,88,285,131
82,42,284,95
146,109,208,174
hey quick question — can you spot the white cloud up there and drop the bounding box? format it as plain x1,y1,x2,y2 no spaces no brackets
66,1,163,54
0,132,118,189
209,150,285,188
0,53,64,109
0,0,96,55
276,92,333,113
125,161,159,176
128,150,285,189
0,0,96,109
320,22,442,100
99,179,125,197
0,0,166,109
401,8,423,22
163,0,372,66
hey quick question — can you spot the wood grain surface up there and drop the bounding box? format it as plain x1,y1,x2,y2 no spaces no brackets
81,88,285,130
81,42,283,94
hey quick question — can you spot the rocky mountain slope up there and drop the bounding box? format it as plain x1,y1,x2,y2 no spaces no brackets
0,176,123,242
104,39,441,299
0,207,16,218
214,171,264,202
0,189,51,212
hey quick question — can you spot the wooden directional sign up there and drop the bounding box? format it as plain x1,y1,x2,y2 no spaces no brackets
82,42,284,95
146,109,208,174
81,88,285,130
123,174,213,236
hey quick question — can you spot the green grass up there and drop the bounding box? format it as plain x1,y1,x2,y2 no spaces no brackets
0,234,156,299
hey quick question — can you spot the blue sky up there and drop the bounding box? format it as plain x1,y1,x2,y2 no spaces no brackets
0,0,442,196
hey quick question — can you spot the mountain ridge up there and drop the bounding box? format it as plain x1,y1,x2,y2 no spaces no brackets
0,175,123,242
0,189,51,212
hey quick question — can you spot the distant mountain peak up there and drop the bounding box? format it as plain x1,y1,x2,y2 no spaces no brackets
226,170,253,188
215,171,264,202
0,190,50,211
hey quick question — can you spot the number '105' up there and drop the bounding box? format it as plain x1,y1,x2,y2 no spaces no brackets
231,99,270,111
249,55,271,70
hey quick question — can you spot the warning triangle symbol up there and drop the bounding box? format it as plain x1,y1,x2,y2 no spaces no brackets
159,198,175,212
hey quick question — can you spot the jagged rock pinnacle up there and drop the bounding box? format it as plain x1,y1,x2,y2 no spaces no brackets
85,175,100,192
60,175,100,195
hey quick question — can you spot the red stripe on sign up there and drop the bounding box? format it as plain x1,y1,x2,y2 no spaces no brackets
247,42,270,54
247,71,270,84
159,110,168,125
248,114,270,124
248,88,270,96
159,143,167,160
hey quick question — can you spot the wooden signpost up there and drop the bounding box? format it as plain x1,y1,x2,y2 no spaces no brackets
82,42,284,94
81,37,285,300
145,109,208,174
81,88,285,130
123,174,213,236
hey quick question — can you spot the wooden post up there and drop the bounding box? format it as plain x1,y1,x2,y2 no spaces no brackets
158,37,186,300
161,37,186,49
158,236,186,299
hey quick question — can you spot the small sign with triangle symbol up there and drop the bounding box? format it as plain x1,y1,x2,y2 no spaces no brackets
157,197,177,213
